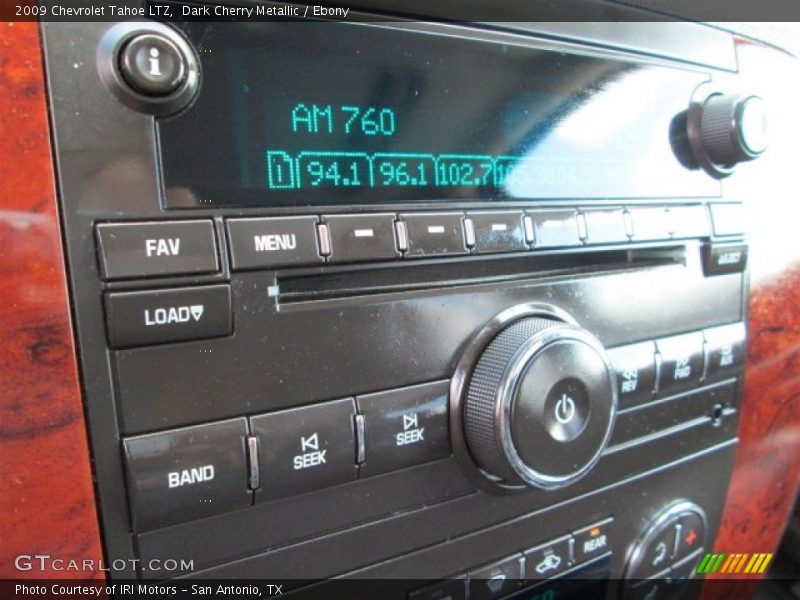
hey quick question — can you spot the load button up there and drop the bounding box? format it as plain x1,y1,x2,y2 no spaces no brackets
105,284,232,349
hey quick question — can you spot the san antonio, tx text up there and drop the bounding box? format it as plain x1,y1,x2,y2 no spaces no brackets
16,584,283,596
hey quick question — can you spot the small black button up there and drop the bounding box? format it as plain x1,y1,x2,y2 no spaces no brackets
625,574,669,600
608,342,657,410
356,381,450,477
400,212,467,257
123,418,251,531
227,216,323,270
669,205,710,239
251,399,357,501
96,220,218,280
704,322,745,380
573,519,613,563
468,554,524,600
105,285,232,349
709,203,745,236
467,211,527,253
627,206,671,241
703,243,748,276
630,520,678,579
528,210,581,248
656,332,705,395
669,548,704,584
582,208,628,244
119,33,187,97
323,213,400,263
408,579,466,600
524,535,572,581
675,512,705,561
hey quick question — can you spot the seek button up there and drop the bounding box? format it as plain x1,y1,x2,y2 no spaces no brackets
251,398,357,501
356,380,450,477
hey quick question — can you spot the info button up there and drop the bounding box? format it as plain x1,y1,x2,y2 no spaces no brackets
227,216,323,270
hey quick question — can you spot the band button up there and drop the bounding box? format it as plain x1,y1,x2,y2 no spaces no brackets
105,284,232,349
123,418,251,531
227,216,323,270
96,220,218,280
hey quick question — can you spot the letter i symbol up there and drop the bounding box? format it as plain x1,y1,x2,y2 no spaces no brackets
149,47,161,76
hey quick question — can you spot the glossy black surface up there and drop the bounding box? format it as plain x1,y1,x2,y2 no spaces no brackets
159,21,717,208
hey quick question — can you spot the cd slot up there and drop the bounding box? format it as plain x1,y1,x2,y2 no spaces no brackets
277,245,686,303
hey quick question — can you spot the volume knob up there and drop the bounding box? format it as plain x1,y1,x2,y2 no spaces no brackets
461,317,617,490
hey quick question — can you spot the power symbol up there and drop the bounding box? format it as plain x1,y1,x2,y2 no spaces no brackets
555,394,576,424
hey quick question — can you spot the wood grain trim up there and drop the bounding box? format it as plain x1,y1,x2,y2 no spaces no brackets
703,266,800,595
0,22,104,580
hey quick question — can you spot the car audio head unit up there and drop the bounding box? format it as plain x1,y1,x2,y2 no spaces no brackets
42,5,768,597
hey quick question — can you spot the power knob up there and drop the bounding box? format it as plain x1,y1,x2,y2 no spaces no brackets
686,88,769,178
453,309,617,491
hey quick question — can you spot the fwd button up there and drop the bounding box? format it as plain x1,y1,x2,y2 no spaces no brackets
105,284,232,348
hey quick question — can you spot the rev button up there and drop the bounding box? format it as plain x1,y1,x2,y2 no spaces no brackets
104,284,232,349
227,216,323,270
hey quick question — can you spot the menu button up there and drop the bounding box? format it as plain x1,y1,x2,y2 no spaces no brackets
227,216,323,270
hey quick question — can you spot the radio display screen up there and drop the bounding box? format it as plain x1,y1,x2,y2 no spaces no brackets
158,21,718,208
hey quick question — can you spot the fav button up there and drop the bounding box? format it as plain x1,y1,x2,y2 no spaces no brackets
655,332,705,395
104,284,232,349
524,535,572,581
356,380,450,477
323,213,400,263
227,216,323,270
96,220,218,280
573,518,614,563
123,418,251,531
250,398,357,501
